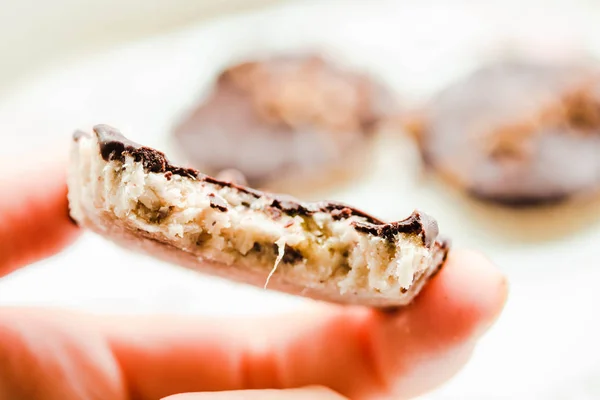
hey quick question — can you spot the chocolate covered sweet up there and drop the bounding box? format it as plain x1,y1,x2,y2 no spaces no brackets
68,125,449,307
412,59,600,205
172,54,395,191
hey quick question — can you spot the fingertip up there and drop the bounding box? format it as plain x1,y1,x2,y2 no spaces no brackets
354,250,508,398
409,249,508,342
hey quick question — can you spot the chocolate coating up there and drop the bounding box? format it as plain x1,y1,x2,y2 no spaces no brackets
416,59,600,205
94,124,198,179
171,54,394,187
80,125,440,247
353,211,440,248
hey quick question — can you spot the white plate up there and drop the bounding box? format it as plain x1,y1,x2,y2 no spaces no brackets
0,1,599,398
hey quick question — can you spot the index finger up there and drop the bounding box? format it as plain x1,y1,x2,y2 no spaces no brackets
106,250,507,400
0,250,506,400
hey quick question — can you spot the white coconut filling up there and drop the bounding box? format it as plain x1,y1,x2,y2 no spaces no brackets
77,136,433,294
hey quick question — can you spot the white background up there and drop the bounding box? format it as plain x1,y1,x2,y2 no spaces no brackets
1,0,600,399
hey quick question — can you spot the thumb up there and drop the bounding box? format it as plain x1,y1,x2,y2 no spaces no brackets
0,148,79,276
162,387,348,400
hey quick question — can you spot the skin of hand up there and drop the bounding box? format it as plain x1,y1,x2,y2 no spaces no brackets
0,149,508,400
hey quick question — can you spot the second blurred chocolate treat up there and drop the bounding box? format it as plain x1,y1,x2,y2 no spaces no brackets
411,58,600,206
172,54,395,194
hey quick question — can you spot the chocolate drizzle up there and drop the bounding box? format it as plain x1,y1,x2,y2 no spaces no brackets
77,124,441,246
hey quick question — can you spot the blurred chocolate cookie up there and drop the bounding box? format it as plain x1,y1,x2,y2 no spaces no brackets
172,54,395,194
411,58,600,206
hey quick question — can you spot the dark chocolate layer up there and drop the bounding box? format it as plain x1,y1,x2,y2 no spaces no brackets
76,124,441,248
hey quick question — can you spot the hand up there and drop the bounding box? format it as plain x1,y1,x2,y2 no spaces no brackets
0,152,507,400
